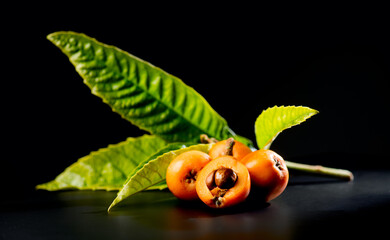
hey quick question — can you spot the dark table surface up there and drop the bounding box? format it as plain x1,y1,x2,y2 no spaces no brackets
1,168,390,240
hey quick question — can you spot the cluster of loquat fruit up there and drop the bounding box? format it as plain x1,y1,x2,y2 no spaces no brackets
166,138,289,208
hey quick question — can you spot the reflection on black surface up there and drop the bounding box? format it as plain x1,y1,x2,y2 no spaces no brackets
107,189,293,239
1,170,390,240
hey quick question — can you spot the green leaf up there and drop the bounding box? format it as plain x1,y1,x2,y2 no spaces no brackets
47,31,232,143
36,135,167,191
130,142,191,191
233,135,256,150
145,181,167,190
255,106,319,149
108,143,212,212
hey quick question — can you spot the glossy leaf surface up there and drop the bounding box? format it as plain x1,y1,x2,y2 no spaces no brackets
36,135,167,191
108,143,212,211
255,106,318,149
48,32,231,142
128,142,191,191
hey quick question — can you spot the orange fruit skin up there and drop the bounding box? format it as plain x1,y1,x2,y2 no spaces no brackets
166,150,211,200
196,156,251,208
241,149,289,202
208,140,252,161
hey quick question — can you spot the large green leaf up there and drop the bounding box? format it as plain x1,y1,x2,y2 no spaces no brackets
48,32,232,142
108,143,212,212
255,106,318,149
36,135,167,191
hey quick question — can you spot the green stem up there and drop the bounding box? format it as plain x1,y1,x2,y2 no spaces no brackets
285,160,354,181
200,134,354,181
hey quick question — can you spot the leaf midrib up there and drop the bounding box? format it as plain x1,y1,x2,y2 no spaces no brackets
52,31,226,141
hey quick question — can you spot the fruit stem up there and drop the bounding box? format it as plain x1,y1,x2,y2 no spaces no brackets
225,138,235,156
285,160,354,181
199,134,354,181
200,134,218,144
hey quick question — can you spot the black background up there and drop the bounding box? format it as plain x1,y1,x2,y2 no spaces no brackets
4,4,390,193
2,3,390,240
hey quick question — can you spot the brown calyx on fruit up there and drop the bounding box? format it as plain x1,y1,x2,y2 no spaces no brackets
211,189,228,207
166,150,211,201
240,149,289,202
272,154,285,171
185,169,197,184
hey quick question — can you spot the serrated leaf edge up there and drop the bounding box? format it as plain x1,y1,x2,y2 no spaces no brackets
107,143,212,212
47,31,231,142
35,134,166,191
256,105,319,149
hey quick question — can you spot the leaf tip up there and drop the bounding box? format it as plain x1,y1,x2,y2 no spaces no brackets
46,31,81,47
46,32,56,42
46,32,64,44
107,204,114,213
305,107,319,119
35,181,52,191
107,196,121,213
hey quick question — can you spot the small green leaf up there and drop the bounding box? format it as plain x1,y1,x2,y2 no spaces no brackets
48,31,232,143
36,135,167,191
255,106,319,149
108,143,212,212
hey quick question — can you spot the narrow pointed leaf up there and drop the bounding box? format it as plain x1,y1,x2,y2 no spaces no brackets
47,31,232,142
255,106,319,149
36,135,167,191
108,143,212,211
130,142,191,191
